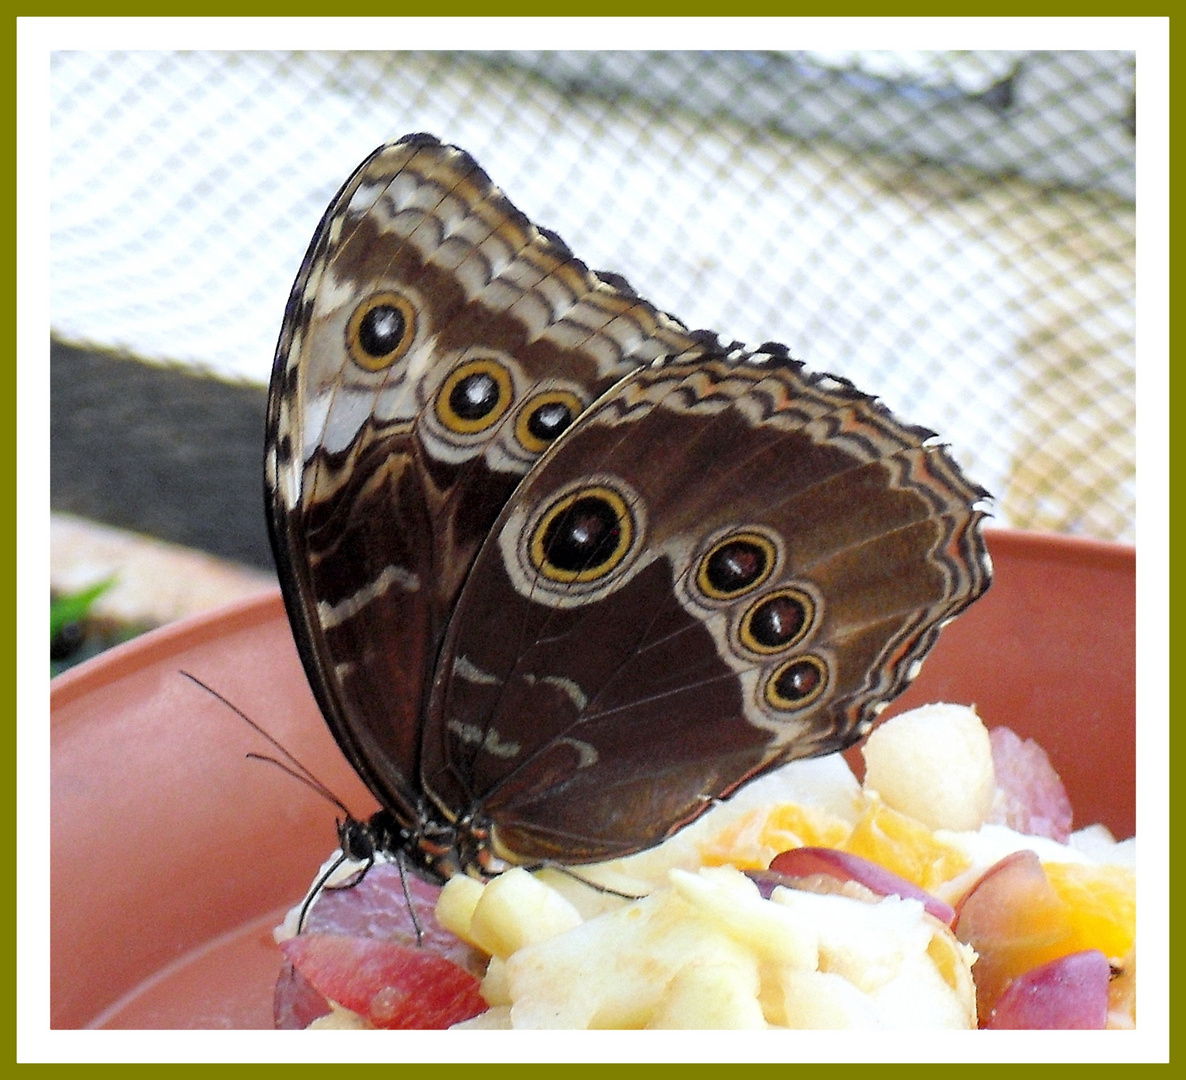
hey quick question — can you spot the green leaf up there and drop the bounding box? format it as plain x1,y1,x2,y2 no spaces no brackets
50,577,116,643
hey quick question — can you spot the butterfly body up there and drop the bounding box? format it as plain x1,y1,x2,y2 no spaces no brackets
266,133,991,884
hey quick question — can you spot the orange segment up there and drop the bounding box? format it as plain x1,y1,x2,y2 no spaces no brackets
842,802,971,892
1042,861,1136,963
701,803,853,869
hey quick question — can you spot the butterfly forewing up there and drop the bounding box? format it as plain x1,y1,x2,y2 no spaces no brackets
267,134,706,837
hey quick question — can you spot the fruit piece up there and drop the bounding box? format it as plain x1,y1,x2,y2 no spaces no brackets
279,933,487,1029
647,961,766,1029
985,950,1110,1029
861,704,995,831
954,848,1138,1026
297,862,485,973
954,849,1075,1024
769,885,977,1027
434,874,486,949
770,968,881,1029
766,847,956,926
700,801,852,870
669,867,818,969
273,959,332,1030
1042,860,1136,963
467,867,583,959
987,726,1074,842
274,862,486,1028
504,886,760,1029
843,801,971,893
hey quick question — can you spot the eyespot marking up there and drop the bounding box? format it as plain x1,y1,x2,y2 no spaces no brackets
529,484,636,584
436,358,515,434
346,292,416,371
765,655,828,711
697,531,777,600
515,389,583,454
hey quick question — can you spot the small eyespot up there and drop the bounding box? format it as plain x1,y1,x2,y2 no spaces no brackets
515,390,583,454
739,588,815,655
697,531,777,600
765,655,828,711
436,358,514,434
529,485,635,583
346,292,416,371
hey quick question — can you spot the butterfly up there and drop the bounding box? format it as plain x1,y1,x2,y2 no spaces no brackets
265,132,992,887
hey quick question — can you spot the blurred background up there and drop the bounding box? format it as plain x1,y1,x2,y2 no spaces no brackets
49,49,1137,668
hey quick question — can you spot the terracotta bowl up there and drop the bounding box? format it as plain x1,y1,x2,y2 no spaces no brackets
49,528,1135,1029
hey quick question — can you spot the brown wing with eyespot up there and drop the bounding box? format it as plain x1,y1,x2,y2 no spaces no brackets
265,134,706,822
423,347,992,863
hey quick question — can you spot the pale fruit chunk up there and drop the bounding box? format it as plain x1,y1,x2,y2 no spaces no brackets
770,886,977,1028
771,888,927,993
307,1003,374,1029
862,703,995,831
436,869,582,960
504,885,760,1029
467,867,582,960
868,928,978,1029
647,961,767,1029
771,968,882,1029
434,875,486,948
478,956,510,1006
668,866,818,969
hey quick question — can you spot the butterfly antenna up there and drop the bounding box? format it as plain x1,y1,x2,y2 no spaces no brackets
244,752,352,818
179,670,352,817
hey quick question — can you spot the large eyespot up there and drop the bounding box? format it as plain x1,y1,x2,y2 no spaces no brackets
346,292,416,371
500,475,647,607
739,587,815,655
436,358,514,434
529,484,635,583
515,390,584,454
697,531,778,600
765,655,828,711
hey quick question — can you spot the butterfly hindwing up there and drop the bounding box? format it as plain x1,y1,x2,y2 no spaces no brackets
421,348,991,864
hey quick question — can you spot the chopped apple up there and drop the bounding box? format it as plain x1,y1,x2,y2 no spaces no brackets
467,867,583,959
647,962,767,1029
862,703,995,831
